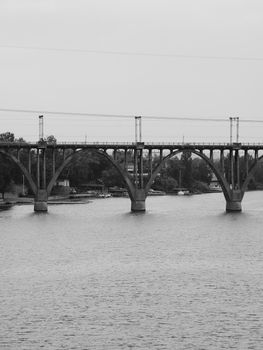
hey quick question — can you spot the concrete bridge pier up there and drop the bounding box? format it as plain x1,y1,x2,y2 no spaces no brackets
131,189,146,212
34,189,48,212
226,190,242,212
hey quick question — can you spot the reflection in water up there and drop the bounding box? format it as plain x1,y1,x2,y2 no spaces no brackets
1,193,263,349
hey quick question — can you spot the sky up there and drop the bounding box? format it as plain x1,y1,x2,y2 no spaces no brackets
0,0,263,142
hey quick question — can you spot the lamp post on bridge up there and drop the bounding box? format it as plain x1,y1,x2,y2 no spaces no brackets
39,115,44,140
229,117,240,144
236,117,239,143
135,116,142,143
229,117,233,144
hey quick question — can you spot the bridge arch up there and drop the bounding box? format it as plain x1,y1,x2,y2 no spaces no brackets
0,149,37,195
145,148,232,202
47,148,136,200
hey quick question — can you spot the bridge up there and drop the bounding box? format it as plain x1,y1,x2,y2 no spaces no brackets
1,139,263,212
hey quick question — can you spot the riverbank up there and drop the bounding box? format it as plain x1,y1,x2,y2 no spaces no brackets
2,189,224,206
2,196,92,206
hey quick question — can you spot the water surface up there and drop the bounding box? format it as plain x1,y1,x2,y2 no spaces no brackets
1,193,263,349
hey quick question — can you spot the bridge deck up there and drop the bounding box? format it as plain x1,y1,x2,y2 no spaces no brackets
0,141,263,151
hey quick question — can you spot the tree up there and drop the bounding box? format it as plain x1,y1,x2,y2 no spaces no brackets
0,132,15,142
180,151,193,188
0,133,16,198
0,156,12,199
101,168,124,187
152,175,178,192
64,150,115,188
46,135,57,145
192,158,212,184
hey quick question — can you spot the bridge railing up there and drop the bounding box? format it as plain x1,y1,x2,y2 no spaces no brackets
1,141,263,147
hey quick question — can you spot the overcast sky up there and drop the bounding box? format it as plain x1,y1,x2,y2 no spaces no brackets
0,0,263,142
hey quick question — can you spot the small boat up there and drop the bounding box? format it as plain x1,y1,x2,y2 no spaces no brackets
97,193,112,198
177,190,190,195
177,190,185,196
0,202,13,210
109,187,129,197
148,189,166,196
69,191,97,199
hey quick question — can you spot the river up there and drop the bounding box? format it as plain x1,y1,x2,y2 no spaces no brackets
1,192,263,349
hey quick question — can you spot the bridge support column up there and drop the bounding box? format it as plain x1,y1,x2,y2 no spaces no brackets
34,189,48,212
131,189,146,212
226,190,242,212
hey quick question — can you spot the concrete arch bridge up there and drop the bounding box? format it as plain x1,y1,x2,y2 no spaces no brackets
0,140,262,212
